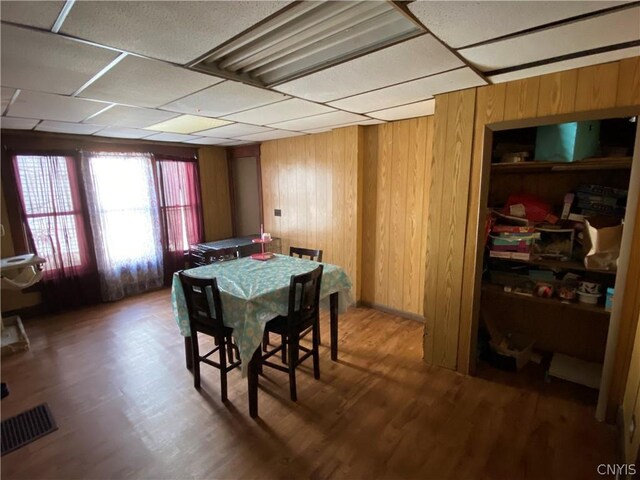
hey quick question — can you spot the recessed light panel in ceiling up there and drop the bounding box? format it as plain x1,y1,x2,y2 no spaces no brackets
191,0,425,86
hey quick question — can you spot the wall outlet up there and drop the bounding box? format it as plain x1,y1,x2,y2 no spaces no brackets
274,209,281,217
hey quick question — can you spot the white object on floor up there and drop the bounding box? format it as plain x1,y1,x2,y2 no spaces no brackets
0,254,46,290
548,353,602,389
0,254,45,350
1,315,30,356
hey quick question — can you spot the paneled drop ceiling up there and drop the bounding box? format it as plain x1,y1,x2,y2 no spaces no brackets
1,0,639,146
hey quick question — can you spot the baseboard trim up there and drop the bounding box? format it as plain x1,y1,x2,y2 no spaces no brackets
358,301,425,323
1,303,48,319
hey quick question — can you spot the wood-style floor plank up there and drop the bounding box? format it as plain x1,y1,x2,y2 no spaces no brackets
1,289,615,479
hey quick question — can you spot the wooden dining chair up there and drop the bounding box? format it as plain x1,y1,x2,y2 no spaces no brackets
263,246,324,352
179,272,241,402
204,247,238,264
237,243,262,258
259,265,323,401
289,246,323,262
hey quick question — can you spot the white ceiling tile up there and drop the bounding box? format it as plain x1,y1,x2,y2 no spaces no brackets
93,126,154,139
78,55,223,108
183,137,230,145
0,1,65,29
61,1,289,64
7,90,108,122
329,68,486,114
0,117,39,130
196,123,272,138
488,46,640,83
146,115,231,134
1,24,121,95
234,130,306,142
162,80,289,117
408,1,627,49
35,121,104,135
460,6,640,71
87,105,179,128
268,111,369,131
142,132,198,143
219,140,257,146
303,119,386,134
274,35,463,102
368,99,435,121
222,98,336,125
2,87,16,113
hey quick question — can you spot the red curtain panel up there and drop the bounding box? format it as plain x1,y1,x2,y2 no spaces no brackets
156,157,204,284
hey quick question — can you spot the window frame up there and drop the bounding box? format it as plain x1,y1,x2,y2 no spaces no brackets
154,155,205,253
6,151,91,275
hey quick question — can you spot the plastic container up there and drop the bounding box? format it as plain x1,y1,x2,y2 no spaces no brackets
605,288,614,311
577,291,601,305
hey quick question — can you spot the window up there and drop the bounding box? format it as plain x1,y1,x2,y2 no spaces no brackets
13,155,84,272
156,159,203,253
83,152,162,268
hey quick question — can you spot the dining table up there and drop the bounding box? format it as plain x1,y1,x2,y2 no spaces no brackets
171,253,353,417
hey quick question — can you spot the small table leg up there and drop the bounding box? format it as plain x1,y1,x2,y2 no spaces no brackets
248,348,260,418
330,292,339,361
184,337,193,371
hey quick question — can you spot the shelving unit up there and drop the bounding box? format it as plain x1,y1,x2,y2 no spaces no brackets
478,118,635,380
481,283,610,316
488,255,617,275
491,156,632,174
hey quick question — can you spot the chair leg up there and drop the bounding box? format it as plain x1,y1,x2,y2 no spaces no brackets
248,348,260,418
191,332,201,390
256,345,263,375
219,339,228,402
288,333,299,402
312,323,320,380
226,335,235,364
184,337,193,370
281,334,287,364
262,331,270,352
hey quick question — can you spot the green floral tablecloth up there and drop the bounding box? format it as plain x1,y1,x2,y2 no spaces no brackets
172,254,353,370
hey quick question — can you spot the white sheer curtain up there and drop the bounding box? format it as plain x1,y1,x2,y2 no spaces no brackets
82,152,163,301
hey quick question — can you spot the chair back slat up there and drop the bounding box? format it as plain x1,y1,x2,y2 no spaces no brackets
179,272,226,332
237,243,262,258
287,265,323,329
289,246,323,262
204,247,238,264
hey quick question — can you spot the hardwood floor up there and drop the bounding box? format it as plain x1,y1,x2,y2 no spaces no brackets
1,289,615,479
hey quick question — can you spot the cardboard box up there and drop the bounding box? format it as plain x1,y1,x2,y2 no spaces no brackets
489,333,535,371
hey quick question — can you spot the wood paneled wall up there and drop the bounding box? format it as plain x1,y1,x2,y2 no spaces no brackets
260,127,363,299
361,118,433,316
424,57,640,414
198,147,233,242
622,300,640,464
621,201,640,460
423,90,477,368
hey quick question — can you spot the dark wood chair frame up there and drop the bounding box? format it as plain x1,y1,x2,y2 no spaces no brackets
179,272,241,402
258,265,323,402
289,246,323,262
237,243,262,258
263,246,324,352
